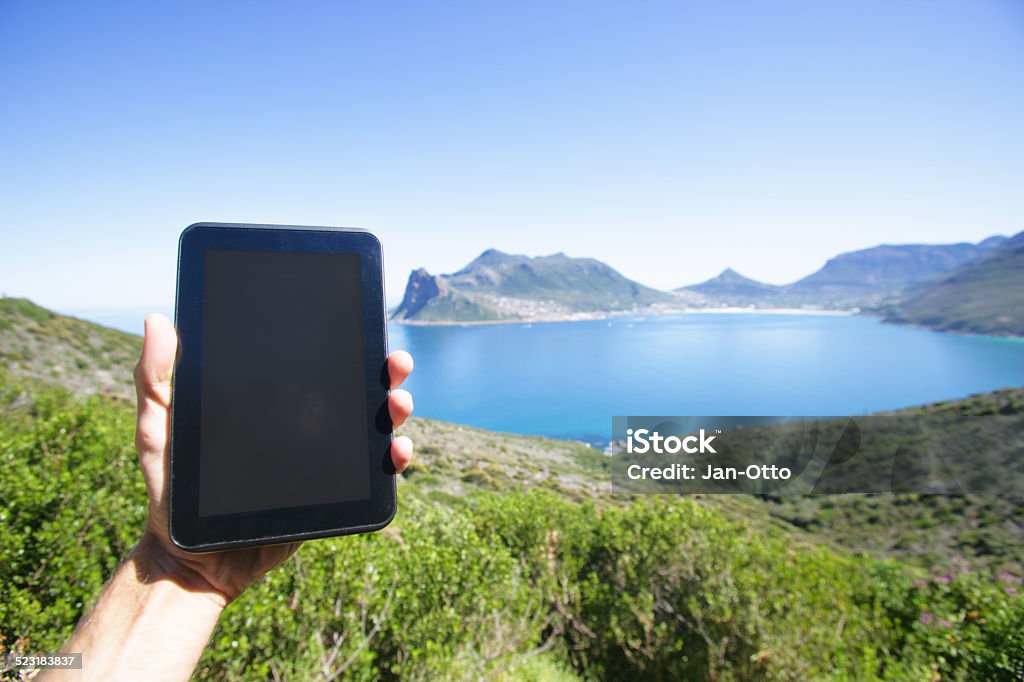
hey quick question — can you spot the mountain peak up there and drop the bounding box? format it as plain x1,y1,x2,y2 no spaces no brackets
391,268,445,320
680,269,777,296
468,248,515,267
716,268,746,281
979,234,1011,250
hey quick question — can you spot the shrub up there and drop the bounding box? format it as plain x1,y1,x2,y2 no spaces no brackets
2,373,1021,680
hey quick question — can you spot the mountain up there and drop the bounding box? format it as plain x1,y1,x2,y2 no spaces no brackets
677,268,781,304
672,236,1010,310
392,249,677,323
883,231,1024,336
786,238,1007,305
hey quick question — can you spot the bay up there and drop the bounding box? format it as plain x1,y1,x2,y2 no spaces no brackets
388,313,1024,445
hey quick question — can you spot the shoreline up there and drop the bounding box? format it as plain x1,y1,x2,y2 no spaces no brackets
877,317,1024,342
392,308,1024,340
391,306,860,327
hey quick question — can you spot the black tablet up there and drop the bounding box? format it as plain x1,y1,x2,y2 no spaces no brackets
169,222,396,552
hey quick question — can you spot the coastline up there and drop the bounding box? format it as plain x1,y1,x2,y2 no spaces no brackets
394,309,1024,339
675,306,858,317
391,306,860,327
877,317,1024,341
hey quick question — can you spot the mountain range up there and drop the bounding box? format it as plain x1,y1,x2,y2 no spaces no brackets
676,236,1010,308
394,233,1023,335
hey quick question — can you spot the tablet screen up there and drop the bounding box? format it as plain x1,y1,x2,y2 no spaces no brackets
198,250,370,516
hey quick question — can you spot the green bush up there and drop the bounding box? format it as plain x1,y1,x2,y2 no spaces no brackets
2,372,1022,680
1,377,146,656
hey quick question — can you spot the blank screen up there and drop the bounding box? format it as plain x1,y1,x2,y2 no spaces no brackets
198,250,370,516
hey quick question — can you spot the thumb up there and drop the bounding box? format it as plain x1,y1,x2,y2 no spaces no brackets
134,313,178,412
133,314,177,525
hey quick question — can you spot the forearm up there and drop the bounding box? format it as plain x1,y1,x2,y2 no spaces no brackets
39,538,225,682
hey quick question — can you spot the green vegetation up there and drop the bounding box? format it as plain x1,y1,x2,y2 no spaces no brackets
755,389,1024,575
884,233,1024,336
3,372,1024,680
615,389,1024,575
0,297,140,400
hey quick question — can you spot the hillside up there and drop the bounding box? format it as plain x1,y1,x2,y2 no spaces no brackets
883,232,1024,336
391,250,678,323
785,237,1006,305
0,297,140,399
748,389,1024,573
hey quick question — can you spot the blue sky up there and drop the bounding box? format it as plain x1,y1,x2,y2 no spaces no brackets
1,0,1022,314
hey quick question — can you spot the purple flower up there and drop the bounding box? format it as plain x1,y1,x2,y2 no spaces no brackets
938,618,952,628
934,574,951,584
913,579,928,587
1006,587,1019,596
998,572,1022,584
920,612,934,625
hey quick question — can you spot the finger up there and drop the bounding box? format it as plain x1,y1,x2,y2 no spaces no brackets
388,389,413,428
387,350,413,389
134,314,178,409
390,435,413,473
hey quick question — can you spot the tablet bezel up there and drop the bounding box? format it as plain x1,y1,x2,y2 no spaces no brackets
169,222,396,552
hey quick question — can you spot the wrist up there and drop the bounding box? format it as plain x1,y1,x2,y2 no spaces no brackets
43,536,226,681
131,534,231,612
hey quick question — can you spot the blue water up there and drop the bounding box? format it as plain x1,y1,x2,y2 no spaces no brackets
388,314,1024,444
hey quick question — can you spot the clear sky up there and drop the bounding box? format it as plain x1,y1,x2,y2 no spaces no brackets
1,0,1022,312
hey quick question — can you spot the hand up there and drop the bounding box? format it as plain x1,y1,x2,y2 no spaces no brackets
131,314,415,606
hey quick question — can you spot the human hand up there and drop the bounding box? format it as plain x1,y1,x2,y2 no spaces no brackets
131,314,414,606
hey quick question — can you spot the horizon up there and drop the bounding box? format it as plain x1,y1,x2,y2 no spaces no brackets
9,225,1009,334
3,225,1016,324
